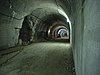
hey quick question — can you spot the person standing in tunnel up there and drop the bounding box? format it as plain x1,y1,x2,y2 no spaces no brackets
18,16,34,45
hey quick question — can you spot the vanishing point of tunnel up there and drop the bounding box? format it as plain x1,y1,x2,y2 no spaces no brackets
0,0,100,75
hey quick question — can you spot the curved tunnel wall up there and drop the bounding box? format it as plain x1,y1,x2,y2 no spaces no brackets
73,0,100,75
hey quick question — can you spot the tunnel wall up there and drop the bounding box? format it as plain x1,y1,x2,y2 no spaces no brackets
0,0,27,50
0,0,56,50
74,0,100,75
0,14,23,50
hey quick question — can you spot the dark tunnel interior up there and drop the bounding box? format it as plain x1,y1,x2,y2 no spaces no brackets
0,0,100,75
19,13,71,44
34,14,70,42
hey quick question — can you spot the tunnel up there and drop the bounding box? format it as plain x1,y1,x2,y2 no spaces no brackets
0,0,100,75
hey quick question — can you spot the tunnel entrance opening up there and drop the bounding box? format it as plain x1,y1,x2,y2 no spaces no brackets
48,21,70,42
57,28,68,38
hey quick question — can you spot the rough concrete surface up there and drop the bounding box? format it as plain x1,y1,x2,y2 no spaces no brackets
0,42,75,75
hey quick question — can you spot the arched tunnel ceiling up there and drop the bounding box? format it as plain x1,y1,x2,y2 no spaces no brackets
0,0,74,21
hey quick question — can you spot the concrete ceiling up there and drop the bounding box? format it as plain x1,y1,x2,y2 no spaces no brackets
0,0,74,21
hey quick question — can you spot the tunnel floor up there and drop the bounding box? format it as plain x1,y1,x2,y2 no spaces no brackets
0,42,75,75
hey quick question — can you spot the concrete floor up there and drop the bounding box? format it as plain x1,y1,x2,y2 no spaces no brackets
0,42,75,75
